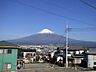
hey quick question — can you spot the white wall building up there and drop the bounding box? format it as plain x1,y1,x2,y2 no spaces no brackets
83,50,96,68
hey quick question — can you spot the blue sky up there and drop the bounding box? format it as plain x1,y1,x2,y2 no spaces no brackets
0,0,96,41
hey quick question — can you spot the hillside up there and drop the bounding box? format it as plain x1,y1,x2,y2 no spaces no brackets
8,33,96,47
0,41,17,46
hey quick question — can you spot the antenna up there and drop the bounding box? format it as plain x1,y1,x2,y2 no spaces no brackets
65,20,68,68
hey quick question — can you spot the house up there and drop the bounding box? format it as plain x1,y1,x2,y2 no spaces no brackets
0,46,19,71
0,40,19,71
72,55,84,65
63,46,86,66
21,49,36,59
18,48,36,63
83,49,96,69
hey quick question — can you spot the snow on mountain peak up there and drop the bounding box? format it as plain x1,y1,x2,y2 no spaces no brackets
38,28,54,34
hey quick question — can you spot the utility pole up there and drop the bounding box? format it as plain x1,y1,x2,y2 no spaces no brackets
65,22,68,68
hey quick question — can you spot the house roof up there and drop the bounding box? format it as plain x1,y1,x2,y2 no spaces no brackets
85,49,96,55
72,55,84,58
0,46,19,49
61,46,87,51
85,52,96,55
20,48,36,52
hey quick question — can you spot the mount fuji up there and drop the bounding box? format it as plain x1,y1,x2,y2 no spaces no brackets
38,28,54,34
8,29,96,47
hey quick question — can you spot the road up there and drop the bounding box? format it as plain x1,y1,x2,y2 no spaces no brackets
17,63,79,72
17,63,96,72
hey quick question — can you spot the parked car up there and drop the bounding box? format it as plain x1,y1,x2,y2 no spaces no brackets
23,58,29,64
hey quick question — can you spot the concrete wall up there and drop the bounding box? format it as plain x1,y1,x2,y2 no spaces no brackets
88,55,93,68
88,55,96,68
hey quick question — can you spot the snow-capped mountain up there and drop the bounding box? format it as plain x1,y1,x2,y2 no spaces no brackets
38,28,54,34
8,29,96,47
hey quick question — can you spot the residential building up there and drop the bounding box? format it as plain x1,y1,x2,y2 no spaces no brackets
0,46,19,71
83,49,96,68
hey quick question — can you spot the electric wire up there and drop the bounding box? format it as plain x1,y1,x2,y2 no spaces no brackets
80,0,96,10
9,0,96,27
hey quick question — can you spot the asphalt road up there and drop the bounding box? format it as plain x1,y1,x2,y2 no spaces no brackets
17,63,78,72
17,63,96,72
24,63,54,69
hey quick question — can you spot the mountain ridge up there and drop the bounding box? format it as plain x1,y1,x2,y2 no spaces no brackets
7,33,96,47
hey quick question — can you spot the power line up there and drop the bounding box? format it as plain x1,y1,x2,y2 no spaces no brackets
9,0,96,27
68,27,96,32
40,0,73,13
39,0,96,27
80,0,96,10
39,0,96,32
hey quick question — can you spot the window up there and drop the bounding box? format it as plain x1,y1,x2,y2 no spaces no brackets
0,49,3,54
4,49,12,54
94,62,96,65
7,49,12,54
